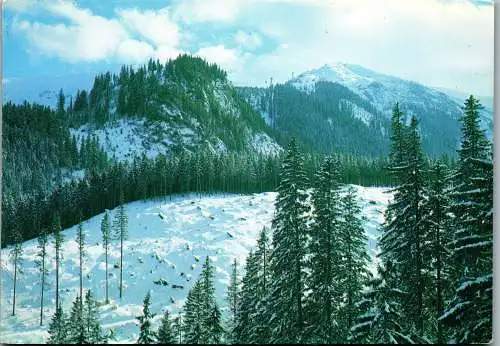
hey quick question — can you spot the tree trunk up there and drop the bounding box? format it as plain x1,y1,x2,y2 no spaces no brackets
105,245,109,304
120,235,123,299
12,254,17,316
40,255,45,326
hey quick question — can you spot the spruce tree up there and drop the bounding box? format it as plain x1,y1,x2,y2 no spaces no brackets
36,228,49,326
84,290,105,343
101,211,111,304
200,256,224,344
137,291,157,344
67,295,86,344
349,262,409,344
53,213,64,310
306,156,342,343
182,280,203,344
76,215,86,304
421,161,453,343
172,315,183,344
379,114,427,337
157,310,175,344
9,228,23,316
114,193,128,299
441,96,493,343
226,258,239,342
47,305,68,344
267,137,310,343
339,187,371,339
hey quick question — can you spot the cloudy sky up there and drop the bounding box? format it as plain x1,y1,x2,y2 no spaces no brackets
2,0,494,96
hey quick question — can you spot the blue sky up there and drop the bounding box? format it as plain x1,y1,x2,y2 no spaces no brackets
2,0,494,96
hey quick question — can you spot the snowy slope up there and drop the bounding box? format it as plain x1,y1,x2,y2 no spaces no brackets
0,186,391,344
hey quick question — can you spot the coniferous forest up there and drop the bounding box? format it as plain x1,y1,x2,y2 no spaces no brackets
1,35,492,345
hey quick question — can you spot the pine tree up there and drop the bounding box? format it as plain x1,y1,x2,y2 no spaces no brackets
182,280,203,344
67,295,86,344
421,161,453,343
137,291,157,344
84,290,105,344
36,228,49,326
9,228,23,316
101,211,111,304
233,250,257,343
440,96,493,343
349,262,410,344
47,305,68,344
207,303,224,344
57,88,65,117
53,212,64,310
338,187,371,339
379,114,427,337
172,315,183,344
267,138,310,343
76,214,86,304
200,256,224,344
114,193,128,299
251,227,272,343
157,310,175,344
226,258,239,342
306,156,343,343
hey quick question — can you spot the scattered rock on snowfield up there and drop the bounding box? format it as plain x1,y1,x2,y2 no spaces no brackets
158,213,165,220
153,278,169,286
114,263,120,269
194,256,200,262
226,232,234,238
238,217,247,221
170,297,175,304
190,264,195,270
369,200,377,205
171,284,184,289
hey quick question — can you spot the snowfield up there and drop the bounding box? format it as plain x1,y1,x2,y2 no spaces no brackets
0,186,391,344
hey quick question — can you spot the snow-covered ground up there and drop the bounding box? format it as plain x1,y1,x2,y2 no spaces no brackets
0,186,391,344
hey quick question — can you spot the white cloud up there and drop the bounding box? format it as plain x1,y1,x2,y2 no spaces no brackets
117,8,180,47
195,45,240,71
172,0,240,23
10,0,183,64
228,0,494,96
235,30,262,50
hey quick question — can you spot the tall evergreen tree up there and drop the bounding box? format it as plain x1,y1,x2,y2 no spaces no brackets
36,228,49,326
53,213,64,310
338,187,371,339
137,291,157,344
226,258,239,342
306,156,342,343
421,161,453,343
47,305,68,344
440,96,493,343
267,138,310,343
84,290,105,344
67,295,86,344
349,262,409,344
172,315,183,344
101,211,111,304
182,280,203,344
114,193,128,299
157,310,175,344
76,214,86,304
379,114,427,337
9,228,23,316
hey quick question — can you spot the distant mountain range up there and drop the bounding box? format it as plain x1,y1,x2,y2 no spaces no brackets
3,60,493,159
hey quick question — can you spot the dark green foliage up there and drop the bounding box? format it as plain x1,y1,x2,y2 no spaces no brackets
157,310,175,344
440,96,493,343
67,295,86,344
137,292,157,344
113,196,128,300
76,217,86,302
267,138,309,343
83,290,105,344
47,306,68,344
305,156,343,343
182,256,224,344
226,258,239,342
